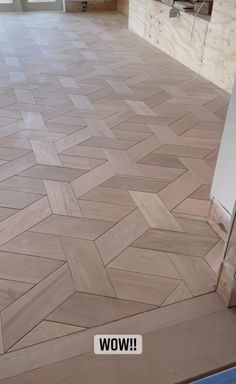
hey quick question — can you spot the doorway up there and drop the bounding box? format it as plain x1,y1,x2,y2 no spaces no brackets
0,0,63,11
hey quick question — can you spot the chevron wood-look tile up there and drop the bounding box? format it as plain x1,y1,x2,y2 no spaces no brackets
22,112,47,131
103,175,169,193
0,197,51,247
0,232,65,260
84,118,115,139
31,141,62,166
55,128,92,154
31,215,114,240
173,198,211,218
61,145,106,160
179,158,215,185
0,279,33,312
47,292,155,328
158,171,202,211
9,321,84,352
69,95,94,111
43,180,82,217
1,264,74,351
59,155,105,171
0,176,45,195
20,165,86,182
0,12,229,368
163,281,192,305
80,186,135,207
133,229,218,258
14,90,35,105
129,191,183,231
79,200,134,222
61,237,115,297
96,209,149,265
0,251,63,284
108,247,180,279
0,190,43,210
71,162,115,198
169,253,217,296
0,153,36,183
155,144,212,159
107,269,180,306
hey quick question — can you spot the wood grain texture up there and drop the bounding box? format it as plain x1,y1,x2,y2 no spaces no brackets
43,180,82,217
1,264,74,351
96,209,149,265
0,197,51,247
129,191,183,231
0,11,228,371
61,237,115,297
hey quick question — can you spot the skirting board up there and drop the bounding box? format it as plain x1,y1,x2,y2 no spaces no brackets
208,198,232,242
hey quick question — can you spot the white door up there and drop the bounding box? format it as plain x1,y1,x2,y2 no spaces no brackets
0,0,62,11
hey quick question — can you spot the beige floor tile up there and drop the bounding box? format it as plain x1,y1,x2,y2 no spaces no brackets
129,190,183,231
0,197,51,247
103,175,169,193
0,232,65,260
0,251,63,284
169,253,217,296
155,144,211,159
0,153,36,183
108,269,180,305
163,281,192,306
173,198,211,217
79,200,134,222
47,292,154,328
0,279,33,312
133,228,218,257
22,112,47,131
125,100,156,116
179,158,214,184
108,247,180,279
55,128,92,154
0,11,229,371
31,215,113,241
20,165,85,182
1,264,74,351
31,141,62,166
71,162,115,198
9,321,84,352
0,176,45,195
96,209,149,265
59,155,104,170
79,186,135,206
61,237,115,297
43,180,82,217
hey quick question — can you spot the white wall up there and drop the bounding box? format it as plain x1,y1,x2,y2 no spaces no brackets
211,80,236,215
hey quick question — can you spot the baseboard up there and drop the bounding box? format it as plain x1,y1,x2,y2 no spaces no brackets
208,198,232,242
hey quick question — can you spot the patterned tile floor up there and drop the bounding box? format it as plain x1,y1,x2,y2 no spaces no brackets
0,10,229,361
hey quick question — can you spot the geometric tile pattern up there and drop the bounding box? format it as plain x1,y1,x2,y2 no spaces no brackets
0,11,229,357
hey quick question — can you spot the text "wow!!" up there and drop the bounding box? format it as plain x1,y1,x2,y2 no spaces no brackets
94,335,143,355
